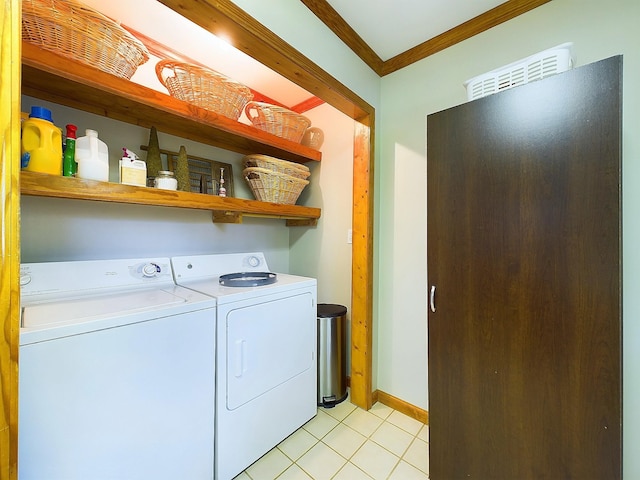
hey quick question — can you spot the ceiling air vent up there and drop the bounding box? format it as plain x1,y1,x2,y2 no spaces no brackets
464,43,574,101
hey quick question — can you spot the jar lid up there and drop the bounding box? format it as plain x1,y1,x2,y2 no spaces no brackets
157,171,174,176
29,106,53,122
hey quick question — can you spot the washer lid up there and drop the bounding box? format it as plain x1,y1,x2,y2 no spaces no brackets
22,289,186,329
219,272,277,287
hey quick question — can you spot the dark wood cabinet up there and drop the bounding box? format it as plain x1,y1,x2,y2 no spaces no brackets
427,56,622,479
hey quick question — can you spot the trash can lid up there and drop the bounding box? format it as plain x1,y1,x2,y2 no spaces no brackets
317,303,347,317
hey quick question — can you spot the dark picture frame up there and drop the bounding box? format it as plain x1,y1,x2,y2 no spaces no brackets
141,145,234,196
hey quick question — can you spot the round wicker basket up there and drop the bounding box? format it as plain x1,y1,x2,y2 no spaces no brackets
156,60,254,121
244,102,312,143
301,127,325,150
244,167,309,205
22,0,149,80
243,154,310,180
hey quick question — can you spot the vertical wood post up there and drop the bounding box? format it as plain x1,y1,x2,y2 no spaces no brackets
1,0,22,479
349,120,374,409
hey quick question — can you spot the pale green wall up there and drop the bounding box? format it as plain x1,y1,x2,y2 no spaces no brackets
290,103,354,309
379,0,640,477
231,0,640,476
228,0,383,392
227,0,381,108
19,96,295,266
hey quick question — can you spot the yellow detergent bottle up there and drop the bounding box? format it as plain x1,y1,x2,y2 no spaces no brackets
21,106,63,175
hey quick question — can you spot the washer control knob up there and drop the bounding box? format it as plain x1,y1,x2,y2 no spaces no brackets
20,274,32,286
247,255,261,268
142,263,160,277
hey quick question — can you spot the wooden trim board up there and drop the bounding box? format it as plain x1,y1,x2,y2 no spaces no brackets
374,390,429,425
300,0,551,76
1,1,22,478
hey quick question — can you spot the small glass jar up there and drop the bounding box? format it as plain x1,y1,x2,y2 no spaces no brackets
154,171,177,190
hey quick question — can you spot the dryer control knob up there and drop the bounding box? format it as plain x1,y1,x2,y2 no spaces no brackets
20,274,32,286
142,263,160,277
247,255,261,268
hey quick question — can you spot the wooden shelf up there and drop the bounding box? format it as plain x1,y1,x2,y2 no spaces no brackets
20,172,321,226
21,42,321,164
20,42,322,226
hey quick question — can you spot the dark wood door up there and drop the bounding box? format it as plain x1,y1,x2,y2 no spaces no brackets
427,56,622,479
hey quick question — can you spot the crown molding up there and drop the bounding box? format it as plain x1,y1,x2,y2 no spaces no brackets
302,0,552,77
300,0,384,75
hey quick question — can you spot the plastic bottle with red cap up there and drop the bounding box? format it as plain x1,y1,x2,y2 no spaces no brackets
62,124,78,177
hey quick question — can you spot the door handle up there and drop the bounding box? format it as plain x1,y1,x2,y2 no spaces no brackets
430,285,436,313
235,339,246,378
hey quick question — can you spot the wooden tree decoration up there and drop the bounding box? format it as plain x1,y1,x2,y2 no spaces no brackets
145,126,163,179
175,145,190,192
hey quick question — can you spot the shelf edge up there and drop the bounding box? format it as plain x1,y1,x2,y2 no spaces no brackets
20,172,321,223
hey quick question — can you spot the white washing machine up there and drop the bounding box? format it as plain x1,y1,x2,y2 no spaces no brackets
19,258,217,480
171,252,317,480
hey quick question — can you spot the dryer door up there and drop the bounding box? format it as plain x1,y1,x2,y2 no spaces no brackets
225,292,315,410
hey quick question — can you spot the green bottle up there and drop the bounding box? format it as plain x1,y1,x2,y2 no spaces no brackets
63,124,78,176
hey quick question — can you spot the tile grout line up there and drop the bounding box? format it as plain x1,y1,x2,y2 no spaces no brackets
313,404,422,479
240,401,429,480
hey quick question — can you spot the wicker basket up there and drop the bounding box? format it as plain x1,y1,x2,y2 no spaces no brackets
244,167,309,205
301,127,325,150
243,154,310,180
22,0,149,80
156,60,253,121
244,102,311,143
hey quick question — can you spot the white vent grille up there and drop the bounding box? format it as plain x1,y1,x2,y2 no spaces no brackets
464,43,574,101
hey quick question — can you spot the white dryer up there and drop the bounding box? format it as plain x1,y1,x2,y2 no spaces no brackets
19,258,217,480
171,252,317,480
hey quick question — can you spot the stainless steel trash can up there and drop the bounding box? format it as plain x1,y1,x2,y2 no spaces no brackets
317,303,348,407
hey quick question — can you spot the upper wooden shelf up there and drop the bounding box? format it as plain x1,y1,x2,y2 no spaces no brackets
20,42,322,164
20,172,321,226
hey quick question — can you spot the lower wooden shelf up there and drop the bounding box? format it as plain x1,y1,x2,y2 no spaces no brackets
20,171,320,226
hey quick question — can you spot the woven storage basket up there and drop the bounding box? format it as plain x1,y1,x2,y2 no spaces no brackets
244,102,312,143
243,154,310,180
22,0,149,80
156,60,253,121
244,167,309,205
301,127,325,150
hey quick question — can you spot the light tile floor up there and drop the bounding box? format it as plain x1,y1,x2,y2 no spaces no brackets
234,398,429,480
